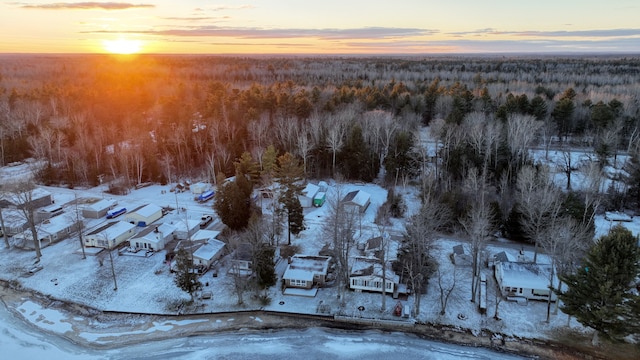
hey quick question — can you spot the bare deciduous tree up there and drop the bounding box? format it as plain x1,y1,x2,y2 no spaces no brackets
437,267,457,315
323,185,359,306
516,165,562,263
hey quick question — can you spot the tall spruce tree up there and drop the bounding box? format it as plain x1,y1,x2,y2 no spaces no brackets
173,248,201,301
558,225,640,340
275,152,305,245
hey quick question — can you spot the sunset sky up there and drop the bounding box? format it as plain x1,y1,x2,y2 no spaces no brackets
1,1,640,54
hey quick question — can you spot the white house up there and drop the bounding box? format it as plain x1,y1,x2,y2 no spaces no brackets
283,255,331,290
192,239,226,270
349,257,402,297
85,221,136,248
82,199,116,219
494,254,558,302
125,204,163,226
341,190,371,214
298,183,320,208
129,223,176,252
14,216,81,250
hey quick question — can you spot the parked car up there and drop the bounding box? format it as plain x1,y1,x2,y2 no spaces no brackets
200,215,213,228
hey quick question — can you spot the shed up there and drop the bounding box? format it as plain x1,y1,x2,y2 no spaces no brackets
82,199,116,219
298,183,320,208
129,223,176,252
313,192,326,207
452,244,472,266
190,182,208,195
341,190,371,213
85,221,136,248
125,204,163,226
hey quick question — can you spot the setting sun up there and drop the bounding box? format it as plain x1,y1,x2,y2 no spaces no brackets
103,38,142,55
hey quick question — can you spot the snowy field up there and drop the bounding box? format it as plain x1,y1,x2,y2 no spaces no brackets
1,158,640,354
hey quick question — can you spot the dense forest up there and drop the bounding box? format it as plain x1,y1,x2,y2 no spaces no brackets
1,54,640,220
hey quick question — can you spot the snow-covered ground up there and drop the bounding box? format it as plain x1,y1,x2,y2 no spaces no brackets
2,159,640,353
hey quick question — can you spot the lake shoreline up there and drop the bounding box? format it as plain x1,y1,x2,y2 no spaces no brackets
0,280,601,360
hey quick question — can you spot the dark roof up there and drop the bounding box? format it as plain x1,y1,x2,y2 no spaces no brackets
342,190,358,202
87,221,117,236
453,244,465,255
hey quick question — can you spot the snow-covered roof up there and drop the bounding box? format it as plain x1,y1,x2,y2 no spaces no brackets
497,261,554,290
283,255,330,281
301,183,320,198
193,239,225,261
342,190,371,207
38,215,77,234
85,199,115,212
350,257,399,283
191,229,221,242
132,223,176,242
172,219,200,232
87,221,135,239
0,208,26,226
131,204,162,218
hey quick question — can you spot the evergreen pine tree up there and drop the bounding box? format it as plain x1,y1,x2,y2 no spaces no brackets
213,179,251,230
173,248,201,301
275,152,305,245
558,225,640,340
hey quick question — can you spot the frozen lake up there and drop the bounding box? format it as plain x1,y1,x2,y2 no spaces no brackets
1,300,527,360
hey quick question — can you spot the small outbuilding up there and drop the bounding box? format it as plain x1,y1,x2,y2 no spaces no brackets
313,192,326,207
298,183,320,208
82,199,117,219
341,190,371,214
85,221,136,248
125,204,163,226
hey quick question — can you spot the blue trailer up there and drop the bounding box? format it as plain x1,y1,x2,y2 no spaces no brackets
197,190,215,203
106,207,127,219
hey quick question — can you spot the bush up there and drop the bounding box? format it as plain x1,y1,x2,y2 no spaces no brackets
258,294,272,306
279,244,301,259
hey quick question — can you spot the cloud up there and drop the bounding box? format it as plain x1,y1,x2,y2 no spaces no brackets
85,26,437,40
449,28,640,38
20,2,154,10
209,4,255,11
